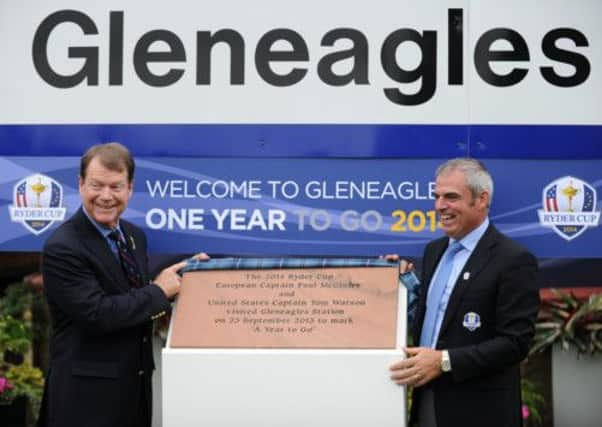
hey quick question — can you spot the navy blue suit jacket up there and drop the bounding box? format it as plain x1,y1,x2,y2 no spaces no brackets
39,208,170,427
410,224,540,427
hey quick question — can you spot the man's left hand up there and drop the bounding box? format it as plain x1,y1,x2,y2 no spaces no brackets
389,347,443,387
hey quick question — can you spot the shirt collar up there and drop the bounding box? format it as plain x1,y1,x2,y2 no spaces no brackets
81,205,122,239
450,217,489,253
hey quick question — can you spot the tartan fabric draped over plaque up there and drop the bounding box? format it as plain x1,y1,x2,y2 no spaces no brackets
182,257,395,271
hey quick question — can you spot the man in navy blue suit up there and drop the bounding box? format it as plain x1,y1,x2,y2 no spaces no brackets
390,158,540,427
38,142,206,427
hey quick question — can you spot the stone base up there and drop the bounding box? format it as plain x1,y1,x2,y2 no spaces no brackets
162,349,407,427
552,347,602,427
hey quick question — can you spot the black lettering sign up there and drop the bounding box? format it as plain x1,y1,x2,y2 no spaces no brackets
31,9,592,105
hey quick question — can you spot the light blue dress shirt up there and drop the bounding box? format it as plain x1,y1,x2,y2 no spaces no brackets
427,217,489,348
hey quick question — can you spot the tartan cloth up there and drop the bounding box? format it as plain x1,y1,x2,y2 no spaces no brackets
183,257,395,271
181,257,418,326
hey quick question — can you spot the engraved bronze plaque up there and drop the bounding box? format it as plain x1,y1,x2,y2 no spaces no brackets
170,267,400,349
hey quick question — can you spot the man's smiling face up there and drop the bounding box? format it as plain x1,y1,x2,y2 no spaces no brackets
79,157,132,229
434,169,489,240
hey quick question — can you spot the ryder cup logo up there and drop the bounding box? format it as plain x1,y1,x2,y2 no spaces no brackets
538,176,600,241
9,174,66,235
462,312,481,331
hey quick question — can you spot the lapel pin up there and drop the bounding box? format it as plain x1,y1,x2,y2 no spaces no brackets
463,271,470,280
463,312,481,331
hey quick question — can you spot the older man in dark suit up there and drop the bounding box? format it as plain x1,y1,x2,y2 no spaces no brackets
390,158,540,427
38,142,206,427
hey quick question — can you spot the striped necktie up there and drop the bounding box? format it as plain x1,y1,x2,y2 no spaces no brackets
109,230,143,288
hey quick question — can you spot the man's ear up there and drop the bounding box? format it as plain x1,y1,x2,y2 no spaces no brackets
480,191,490,211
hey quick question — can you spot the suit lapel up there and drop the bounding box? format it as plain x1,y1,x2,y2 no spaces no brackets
437,225,499,339
73,208,131,292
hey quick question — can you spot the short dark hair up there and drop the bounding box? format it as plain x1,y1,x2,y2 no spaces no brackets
80,142,135,182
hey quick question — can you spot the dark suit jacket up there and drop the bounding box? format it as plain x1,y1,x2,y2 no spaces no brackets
38,208,171,427
410,224,539,427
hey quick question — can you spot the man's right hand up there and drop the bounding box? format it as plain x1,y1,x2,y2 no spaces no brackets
154,252,210,298
154,261,186,298
383,255,414,274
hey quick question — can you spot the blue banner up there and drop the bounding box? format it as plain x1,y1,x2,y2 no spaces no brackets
2,156,600,257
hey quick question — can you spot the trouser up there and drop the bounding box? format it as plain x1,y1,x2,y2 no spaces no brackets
133,373,153,427
418,387,437,427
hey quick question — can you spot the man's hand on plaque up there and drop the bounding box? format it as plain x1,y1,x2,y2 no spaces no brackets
190,252,211,262
389,347,442,388
381,255,414,275
155,252,210,299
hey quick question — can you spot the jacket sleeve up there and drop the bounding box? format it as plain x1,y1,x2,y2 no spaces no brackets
43,238,171,334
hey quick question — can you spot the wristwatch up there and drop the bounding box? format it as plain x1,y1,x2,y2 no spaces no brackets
441,350,452,372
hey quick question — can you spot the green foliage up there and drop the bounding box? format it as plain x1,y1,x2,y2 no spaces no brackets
521,378,545,427
530,290,602,356
0,282,45,420
1,363,44,409
1,282,35,355
0,282,33,319
0,315,32,354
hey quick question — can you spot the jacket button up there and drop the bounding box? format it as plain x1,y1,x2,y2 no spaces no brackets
142,336,148,343
138,370,145,376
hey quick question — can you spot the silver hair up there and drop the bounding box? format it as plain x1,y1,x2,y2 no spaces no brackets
436,158,494,207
